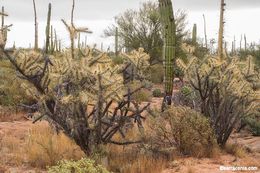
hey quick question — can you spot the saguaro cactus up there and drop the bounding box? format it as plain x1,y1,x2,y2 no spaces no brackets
217,0,225,59
192,24,197,45
115,27,119,56
33,0,38,50
244,34,247,51
1,6,4,29
203,14,208,49
158,0,176,107
45,3,51,53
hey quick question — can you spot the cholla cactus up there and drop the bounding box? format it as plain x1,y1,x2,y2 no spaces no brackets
121,48,150,82
2,45,149,154
177,55,260,146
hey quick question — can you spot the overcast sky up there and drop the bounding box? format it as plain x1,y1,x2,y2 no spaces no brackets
1,0,260,50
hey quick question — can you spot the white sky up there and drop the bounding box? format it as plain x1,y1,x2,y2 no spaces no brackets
2,0,260,50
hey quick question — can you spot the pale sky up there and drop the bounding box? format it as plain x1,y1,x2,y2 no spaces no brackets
1,0,260,50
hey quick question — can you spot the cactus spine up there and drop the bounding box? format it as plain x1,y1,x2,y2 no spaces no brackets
192,24,197,45
217,0,225,59
45,3,51,53
115,27,119,56
158,0,176,106
33,0,38,50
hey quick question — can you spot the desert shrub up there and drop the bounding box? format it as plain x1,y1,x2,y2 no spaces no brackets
133,89,151,103
129,81,152,103
145,106,217,158
224,143,247,158
25,123,84,168
172,86,198,109
112,56,124,65
244,117,260,136
152,89,163,97
150,64,164,84
0,60,34,106
47,158,110,173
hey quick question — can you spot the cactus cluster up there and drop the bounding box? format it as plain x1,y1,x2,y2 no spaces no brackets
177,55,260,145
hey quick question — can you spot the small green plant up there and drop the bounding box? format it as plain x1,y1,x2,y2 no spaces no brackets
244,117,260,136
47,158,110,173
180,86,192,96
112,56,124,65
150,64,164,84
152,89,163,97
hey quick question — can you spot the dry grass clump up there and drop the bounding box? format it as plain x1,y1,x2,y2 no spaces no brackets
129,81,152,103
106,145,168,173
0,107,26,122
25,122,84,168
224,143,247,158
0,135,24,166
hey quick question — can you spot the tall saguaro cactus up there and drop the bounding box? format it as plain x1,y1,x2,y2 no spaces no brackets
33,0,38,50
1,6,4,29
203,14,208,49
244,34,247,51
192,24,197,45
115,27,119,56
45,3,51,53
158,0,176,107
217,0,225,59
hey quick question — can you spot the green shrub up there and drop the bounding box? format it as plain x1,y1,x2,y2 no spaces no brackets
180,86,192,96
172,86,198,108
133,89,152,103
47,158,110,173
152,89,163,97
146,106,217,158
112,56,124,65
129,81,152,103
244,117,260,136
0,60,34,106
150,64,164,84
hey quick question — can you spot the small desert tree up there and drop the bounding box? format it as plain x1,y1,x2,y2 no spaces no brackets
104,1,188,65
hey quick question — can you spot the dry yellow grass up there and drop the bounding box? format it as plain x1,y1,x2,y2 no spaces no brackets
107,146,168,173
25,122,84,168
224,143,247,158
